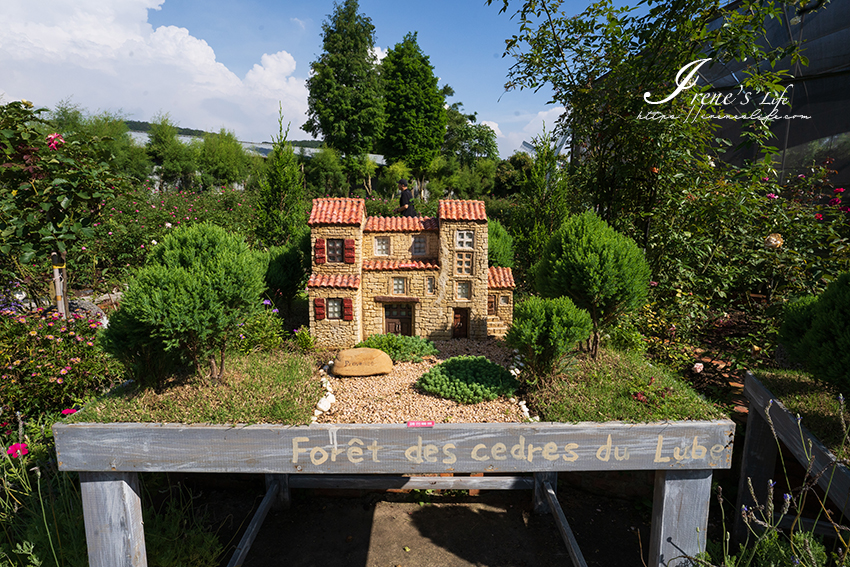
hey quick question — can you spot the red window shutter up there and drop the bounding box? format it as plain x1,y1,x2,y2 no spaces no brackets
314,298,326,321
315,238,326,264
344,238,356,263
342,298,353,321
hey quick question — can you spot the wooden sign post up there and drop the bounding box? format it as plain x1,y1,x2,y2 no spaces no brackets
55,420,734,566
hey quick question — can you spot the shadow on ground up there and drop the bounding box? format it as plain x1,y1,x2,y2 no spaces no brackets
187,473,652,567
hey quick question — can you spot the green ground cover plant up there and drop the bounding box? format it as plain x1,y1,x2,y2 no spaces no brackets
532,348,724,423
415,355,520,404
67,351,322,425
355,333,439,363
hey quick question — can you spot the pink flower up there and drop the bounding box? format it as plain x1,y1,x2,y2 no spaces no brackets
841,207,850,213
829,198,841,206
836,188,845,193
815,213,824,220
693,363,704,374
46,133,65,150
649,281,658,287
61,408,77,415
766,193,778,200
6,443,28,458
761,177,769,182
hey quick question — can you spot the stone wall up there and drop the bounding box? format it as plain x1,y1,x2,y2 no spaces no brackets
308,287,362,348
311,224,364,275
361,270,445,340
438,219,489,339
362,230,438,260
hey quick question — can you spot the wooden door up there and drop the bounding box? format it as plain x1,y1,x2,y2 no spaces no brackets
488,294,496,316
385,304,412,336
452,308,469,338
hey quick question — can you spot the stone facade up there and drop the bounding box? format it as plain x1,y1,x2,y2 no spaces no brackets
307,198,515,348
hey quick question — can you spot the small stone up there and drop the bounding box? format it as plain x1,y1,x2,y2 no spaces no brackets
509,397,516,403
317,396,333,412
314,409,323,416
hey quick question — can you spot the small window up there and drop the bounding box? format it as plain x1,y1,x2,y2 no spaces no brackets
456,230,474,249
327,239,344,263
412,236,426,256
327,298,342,319
426,277,435,295
393,277,406,295
457,281,471,300
375,236,390,256
456,252,473,275
500,295,511,305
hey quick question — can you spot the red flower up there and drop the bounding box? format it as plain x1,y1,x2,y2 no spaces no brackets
815,213,824,220
6,443,28,458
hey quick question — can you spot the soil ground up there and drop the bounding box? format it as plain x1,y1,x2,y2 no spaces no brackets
183,473,655,567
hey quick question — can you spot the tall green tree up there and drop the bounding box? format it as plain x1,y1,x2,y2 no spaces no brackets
147,113,197,190
303,0,385,161
199,128,250,189
442,101,498,168
380,32,447,181
255,113,307,248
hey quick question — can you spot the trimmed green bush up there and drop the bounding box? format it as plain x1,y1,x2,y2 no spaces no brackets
101,223,267,386
778,294,818,366
534,211,650,357
488,218,514,268
505,295,592,379
416,356,519,404
799,273,850,392
266,228,311,309
355,333,438,363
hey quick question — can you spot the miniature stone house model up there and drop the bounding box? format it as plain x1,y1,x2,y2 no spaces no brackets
307,198,515,348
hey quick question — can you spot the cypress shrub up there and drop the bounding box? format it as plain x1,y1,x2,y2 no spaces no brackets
798,273,850,392
534,211,650,357
505,295,592,380
488,218,514,268
102,223,267,386
266,227,311,309
778,294,818,366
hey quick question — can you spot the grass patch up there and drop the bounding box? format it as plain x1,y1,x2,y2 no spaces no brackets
754,368,850,461
532,348,725,423
69,351,323,424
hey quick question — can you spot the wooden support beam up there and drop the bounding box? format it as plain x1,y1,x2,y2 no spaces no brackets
287,474,534,490
533,472,558,514
79,472,147,567
543,481,588,567
733,402,777,547
265,474,290,510
227,479,280,567
648,469,712,567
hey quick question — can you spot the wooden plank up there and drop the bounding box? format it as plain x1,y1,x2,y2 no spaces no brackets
648,469,712,567
79,472,147,567
732,403,778,547
746,373,850,519
543,481,589,567
533,472,558,514
287,474,534,490
227,480,279,567
54,421,735,474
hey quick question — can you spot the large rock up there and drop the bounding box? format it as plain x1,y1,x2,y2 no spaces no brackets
333,348,393,377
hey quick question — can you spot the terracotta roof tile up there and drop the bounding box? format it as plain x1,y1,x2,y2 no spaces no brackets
364,216,439,232
308,198,365,226
438,200,487,221
488,267,515,289
363,259,440,270
307,274,361,289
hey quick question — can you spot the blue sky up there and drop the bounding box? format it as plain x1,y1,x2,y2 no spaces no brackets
0,0,568,157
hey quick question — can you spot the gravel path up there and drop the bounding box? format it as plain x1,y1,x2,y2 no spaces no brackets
315,338,529,424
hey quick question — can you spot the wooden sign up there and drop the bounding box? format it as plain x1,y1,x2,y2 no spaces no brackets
54,421,733,474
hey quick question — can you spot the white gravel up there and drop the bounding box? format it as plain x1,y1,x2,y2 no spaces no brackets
315,338,529,424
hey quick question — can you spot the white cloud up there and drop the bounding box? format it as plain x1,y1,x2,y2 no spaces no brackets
372,46,389,62
291,17,306,30
0,0,310,143
487,107,566,157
